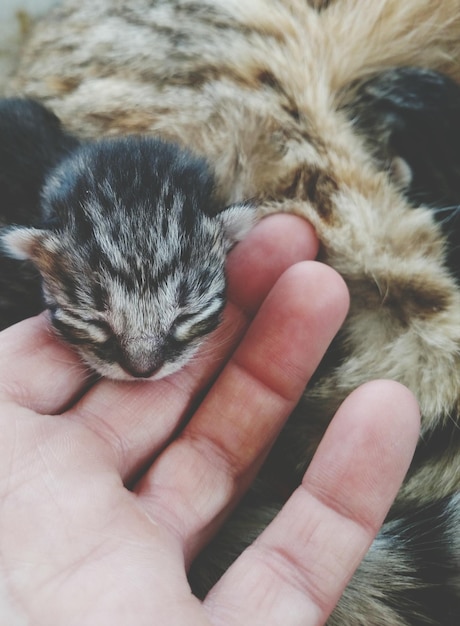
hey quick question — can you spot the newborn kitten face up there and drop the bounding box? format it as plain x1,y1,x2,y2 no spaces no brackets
2,136,254,380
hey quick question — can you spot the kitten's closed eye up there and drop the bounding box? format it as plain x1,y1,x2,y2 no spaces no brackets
50,307,112,345
172,298,225,342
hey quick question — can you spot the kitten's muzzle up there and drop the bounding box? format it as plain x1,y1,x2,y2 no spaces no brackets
118,338,164,379
120,362,162,379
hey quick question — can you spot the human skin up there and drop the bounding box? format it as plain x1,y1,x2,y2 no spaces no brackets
0,215,420,626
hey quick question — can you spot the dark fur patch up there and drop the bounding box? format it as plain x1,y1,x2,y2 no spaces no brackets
346,67,460,282
303,168,339,221
383,496,460,626
280,166,339,222
347,67,460,209
408,419,460,479
0,98,78,225
307,0,333,10
350,275,451,325
385,280,451,323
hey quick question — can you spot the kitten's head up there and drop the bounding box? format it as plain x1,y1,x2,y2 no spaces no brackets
1,137,255,380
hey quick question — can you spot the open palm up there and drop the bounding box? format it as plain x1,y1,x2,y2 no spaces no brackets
0,215,419,626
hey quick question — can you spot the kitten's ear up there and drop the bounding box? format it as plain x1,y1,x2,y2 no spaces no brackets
217,202,257,245
0,227,59,266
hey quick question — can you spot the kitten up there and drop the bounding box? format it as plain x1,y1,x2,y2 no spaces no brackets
7,1,460,623
0,99,254,379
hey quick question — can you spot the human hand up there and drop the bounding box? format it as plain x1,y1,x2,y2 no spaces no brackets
0,215,419,626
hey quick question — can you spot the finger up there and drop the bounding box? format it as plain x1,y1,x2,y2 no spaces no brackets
0,214,316,418
65,215,318,480
203,380,420,626
136,262,349,561
0,314,89,414
226,213,319,313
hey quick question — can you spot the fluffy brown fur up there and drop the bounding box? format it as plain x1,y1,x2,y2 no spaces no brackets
7,1,460,623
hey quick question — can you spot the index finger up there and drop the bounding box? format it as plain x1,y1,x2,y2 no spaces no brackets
135,261,350,559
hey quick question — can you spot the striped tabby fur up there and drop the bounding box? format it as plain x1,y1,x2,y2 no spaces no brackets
5,0,460,623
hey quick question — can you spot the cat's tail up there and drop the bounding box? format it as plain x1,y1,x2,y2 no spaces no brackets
322,0,460,90
329,492,460,626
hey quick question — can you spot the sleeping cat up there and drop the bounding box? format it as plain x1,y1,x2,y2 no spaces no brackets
0,99,254,379
5,0,460,623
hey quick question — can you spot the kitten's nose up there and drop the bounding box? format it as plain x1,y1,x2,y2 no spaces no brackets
121,362,161,379
118,347,163,379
